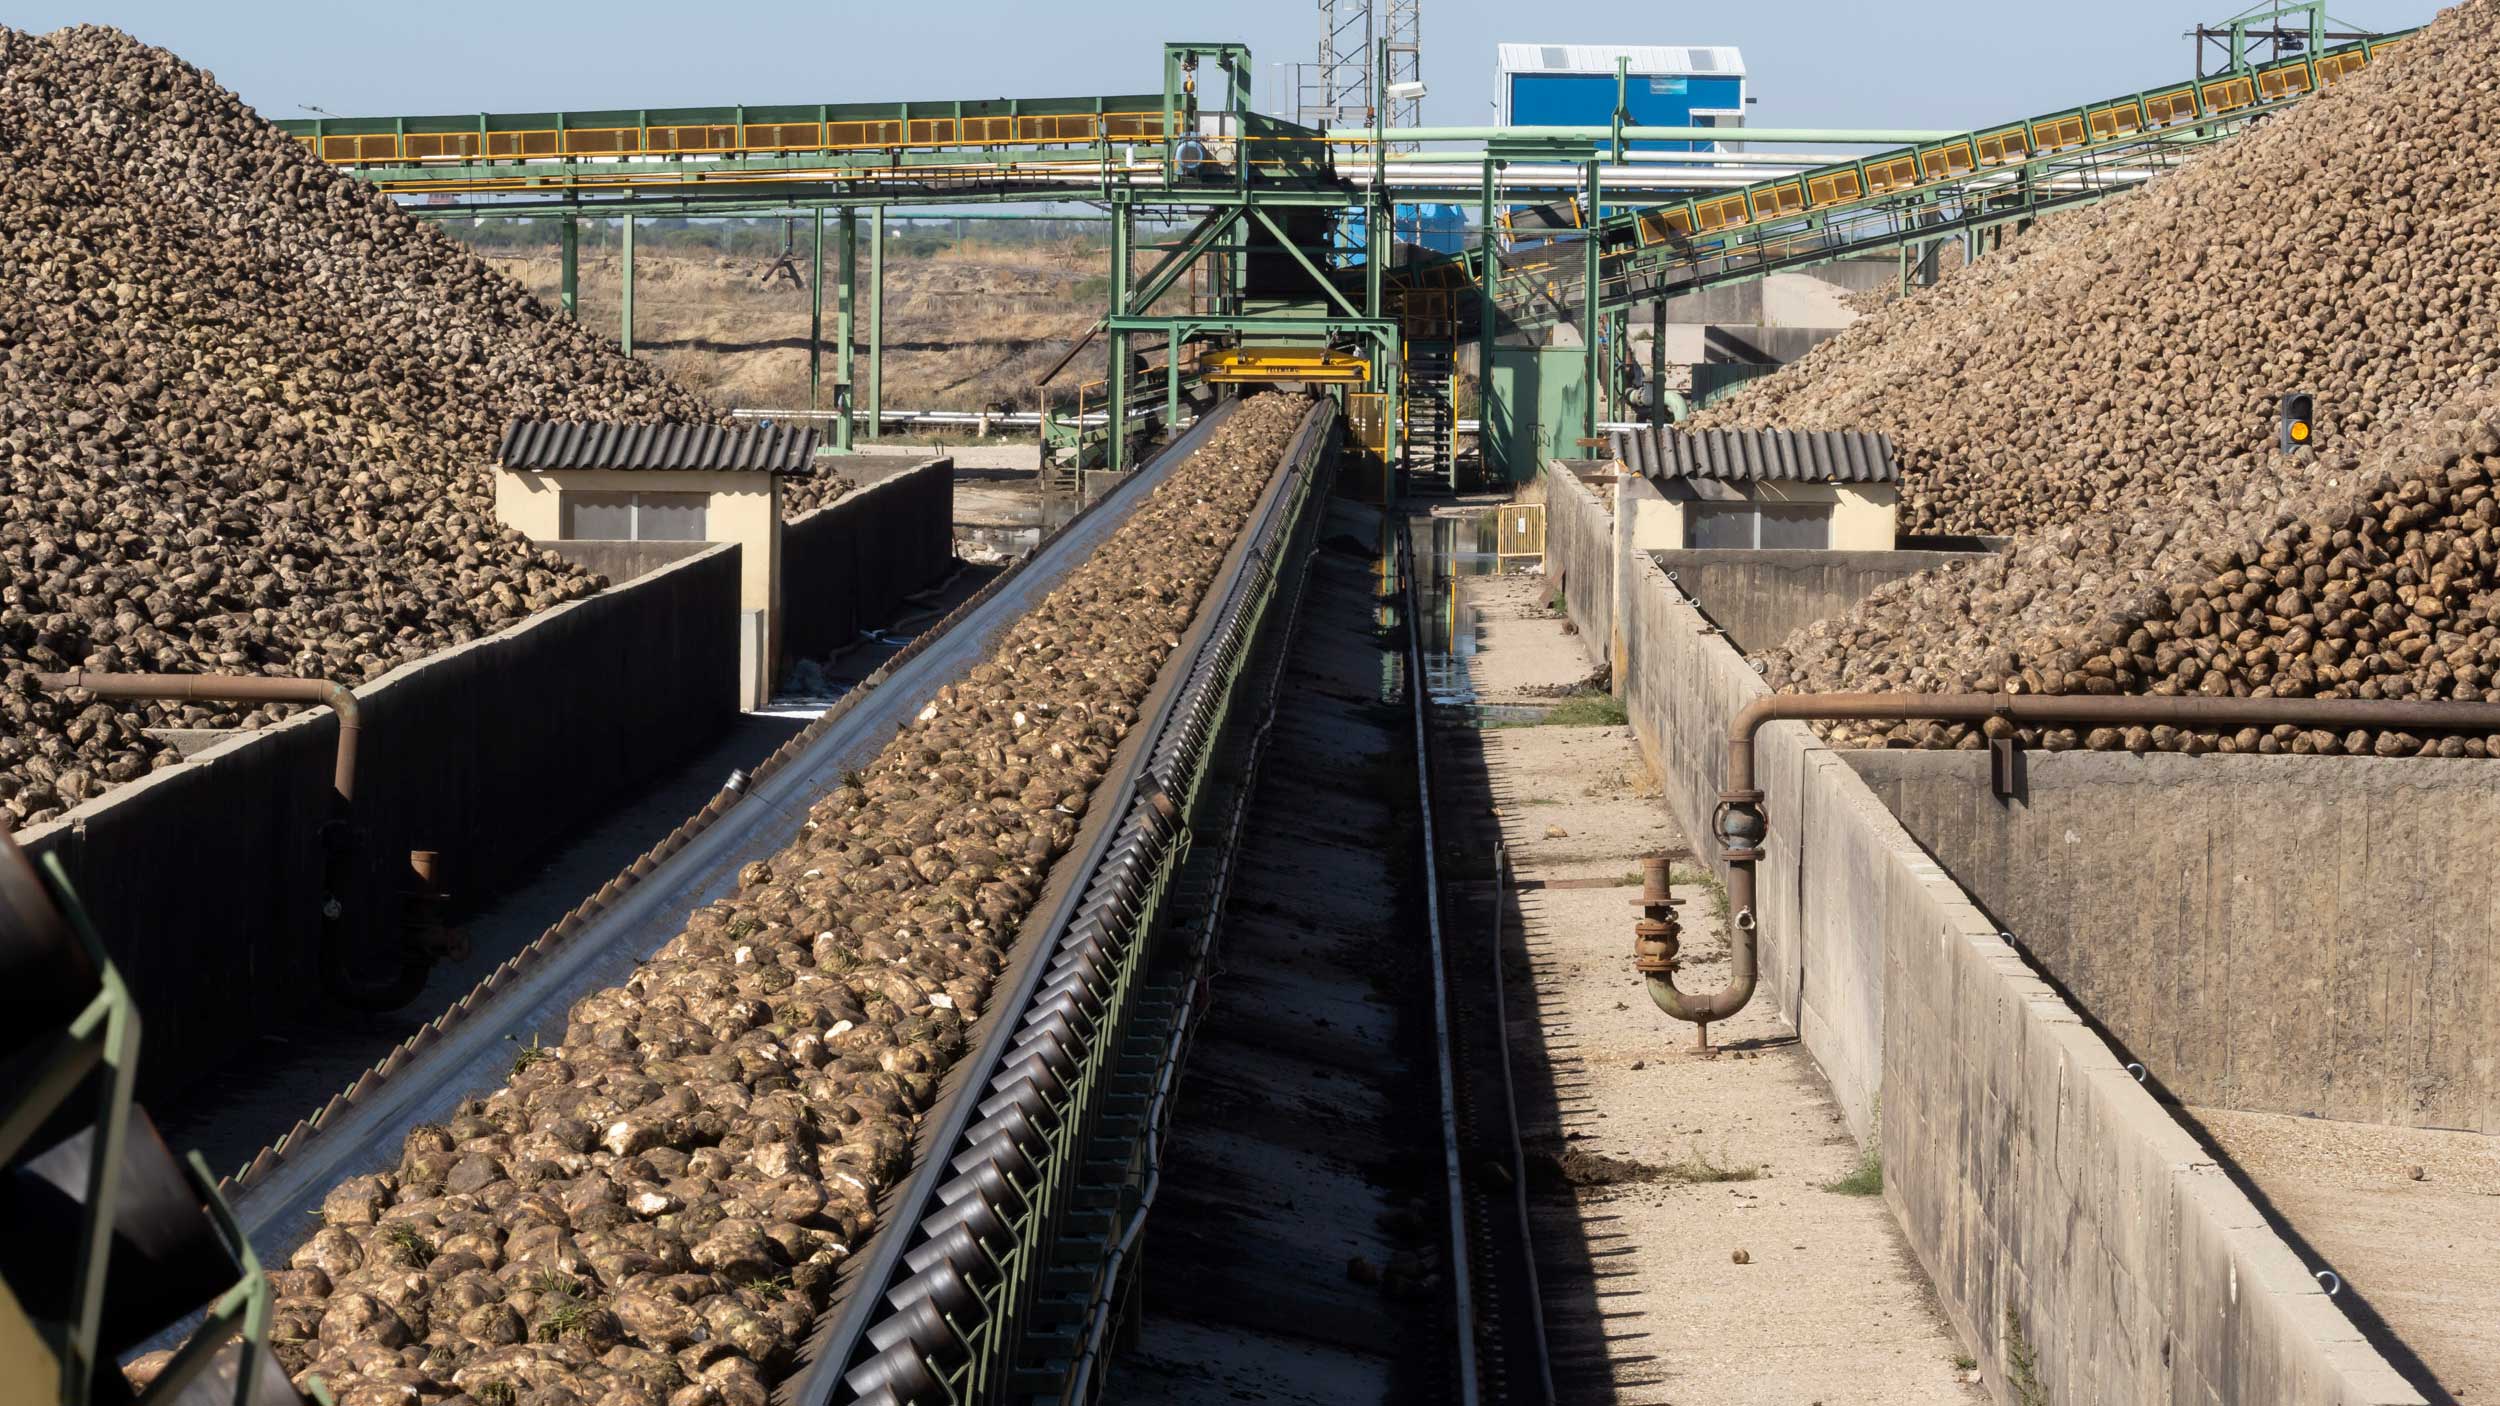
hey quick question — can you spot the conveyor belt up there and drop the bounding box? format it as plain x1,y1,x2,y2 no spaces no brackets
221,400,1243,1265
1410,28,2419,330
791,400,1337,1403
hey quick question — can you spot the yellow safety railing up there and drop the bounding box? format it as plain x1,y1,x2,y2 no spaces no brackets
296,110,1172,166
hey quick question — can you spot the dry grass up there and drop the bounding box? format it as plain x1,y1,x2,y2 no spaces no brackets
488,241,1121,420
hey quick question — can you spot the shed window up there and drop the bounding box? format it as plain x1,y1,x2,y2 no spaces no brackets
561,490,710,541
1687,500,1833,549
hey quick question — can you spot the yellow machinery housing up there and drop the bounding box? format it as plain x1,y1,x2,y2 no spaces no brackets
1199,345,1372,385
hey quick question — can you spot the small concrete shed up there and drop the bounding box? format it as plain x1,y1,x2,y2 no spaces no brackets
493,420,822,707
1610,426,1898,550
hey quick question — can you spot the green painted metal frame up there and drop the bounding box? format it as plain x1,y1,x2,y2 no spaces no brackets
1,853,280,1406
875,408,1327,1404
619,213,635,355
837,208,858,450
558,217,579,316
1459,26,2415,330
2201,1,2341,74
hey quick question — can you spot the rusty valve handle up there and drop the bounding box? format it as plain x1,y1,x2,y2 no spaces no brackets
1630,853,1680,974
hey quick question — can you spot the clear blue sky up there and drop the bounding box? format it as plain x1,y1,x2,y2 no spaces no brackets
3,1,2443,132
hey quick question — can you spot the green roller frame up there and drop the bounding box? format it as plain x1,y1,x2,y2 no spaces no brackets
1,851,284,1406
1451,26,2415,335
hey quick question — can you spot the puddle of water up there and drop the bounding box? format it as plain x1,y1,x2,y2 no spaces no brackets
1415,512,1508,709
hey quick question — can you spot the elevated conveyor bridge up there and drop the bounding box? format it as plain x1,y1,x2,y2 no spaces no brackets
272,24,2418,489
1393,27,2416,337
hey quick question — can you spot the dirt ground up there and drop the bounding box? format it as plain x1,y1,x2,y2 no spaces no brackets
1455,570,1981,1406
487,241,1109,413
2185,1105,2500,1402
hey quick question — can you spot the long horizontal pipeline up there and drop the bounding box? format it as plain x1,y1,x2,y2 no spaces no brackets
1357,166,1809,190
1327,124,1964,144
729,406,1189,430
1385,148,1867,167
1726,692,2500,795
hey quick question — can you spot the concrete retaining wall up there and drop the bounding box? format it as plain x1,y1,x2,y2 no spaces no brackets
21,546,744,1095
1534,465,1616,677
1848,749,2500,1135
1653,547,1994,655
780,457,956,666
1540,464,2423,1405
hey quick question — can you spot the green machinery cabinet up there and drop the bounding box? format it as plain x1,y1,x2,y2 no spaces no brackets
1486,344,1590,484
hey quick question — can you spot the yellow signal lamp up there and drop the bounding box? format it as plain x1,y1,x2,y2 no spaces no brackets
2279,393,2316,455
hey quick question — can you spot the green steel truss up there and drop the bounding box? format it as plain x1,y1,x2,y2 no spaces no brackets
1419,26,2415,335
299,24,2410,486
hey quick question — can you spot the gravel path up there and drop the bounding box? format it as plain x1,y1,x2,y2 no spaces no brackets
1456,572,1979,1406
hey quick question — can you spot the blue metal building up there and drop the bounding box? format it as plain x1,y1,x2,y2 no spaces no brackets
1495,44,1748,152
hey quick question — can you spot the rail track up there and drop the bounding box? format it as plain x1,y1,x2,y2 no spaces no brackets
218,398,1248,1259
1401,527,1556,1406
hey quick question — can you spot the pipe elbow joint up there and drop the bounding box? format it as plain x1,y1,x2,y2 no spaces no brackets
1644,970,1753,1025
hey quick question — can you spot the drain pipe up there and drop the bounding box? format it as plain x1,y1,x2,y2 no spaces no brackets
1646,691,2500,1045
33,669,430,1009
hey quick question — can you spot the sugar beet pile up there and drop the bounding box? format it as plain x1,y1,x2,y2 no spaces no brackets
0,25,759,830
1692,0,2500,756
241,395,1308,1406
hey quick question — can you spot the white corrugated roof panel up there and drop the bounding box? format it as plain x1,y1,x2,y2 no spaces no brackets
1496,44,1747,79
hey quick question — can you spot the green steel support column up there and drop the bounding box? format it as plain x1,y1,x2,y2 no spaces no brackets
559,217,579,318
1382,337,1401,476
619,214,635,356
867,205,885,442
808,208,824,412
1373,38,1402,487
1650,297,1666,433
836,208,857,451
1583,160,1601,445
1478,157,1499,481
1108,197,1132,476
1165,339,1183,436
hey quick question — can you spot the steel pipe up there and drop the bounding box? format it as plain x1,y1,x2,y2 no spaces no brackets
35,670,360,803
1646,691,2500,1042
30,670,427,1009
1328,124,1962,144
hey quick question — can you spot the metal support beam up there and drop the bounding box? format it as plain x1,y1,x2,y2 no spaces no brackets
1129,207,1242,318
1334,123,1962,144
1649,297,1666,433
1478,157,1499,480
1165,335,1183,435
868,205,885,441
559,217,579,318
1108,196,1133,476
1246,204,1364,321
619,214,635,356
809,207,825,412
1583,159,1601,445
836,207,857,451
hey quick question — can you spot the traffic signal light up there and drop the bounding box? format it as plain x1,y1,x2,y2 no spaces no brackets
2280,393,2316,455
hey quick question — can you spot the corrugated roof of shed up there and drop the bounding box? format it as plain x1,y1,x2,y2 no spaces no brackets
1496,44,1748,78
1610,426,1896,484
499,420,821,474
